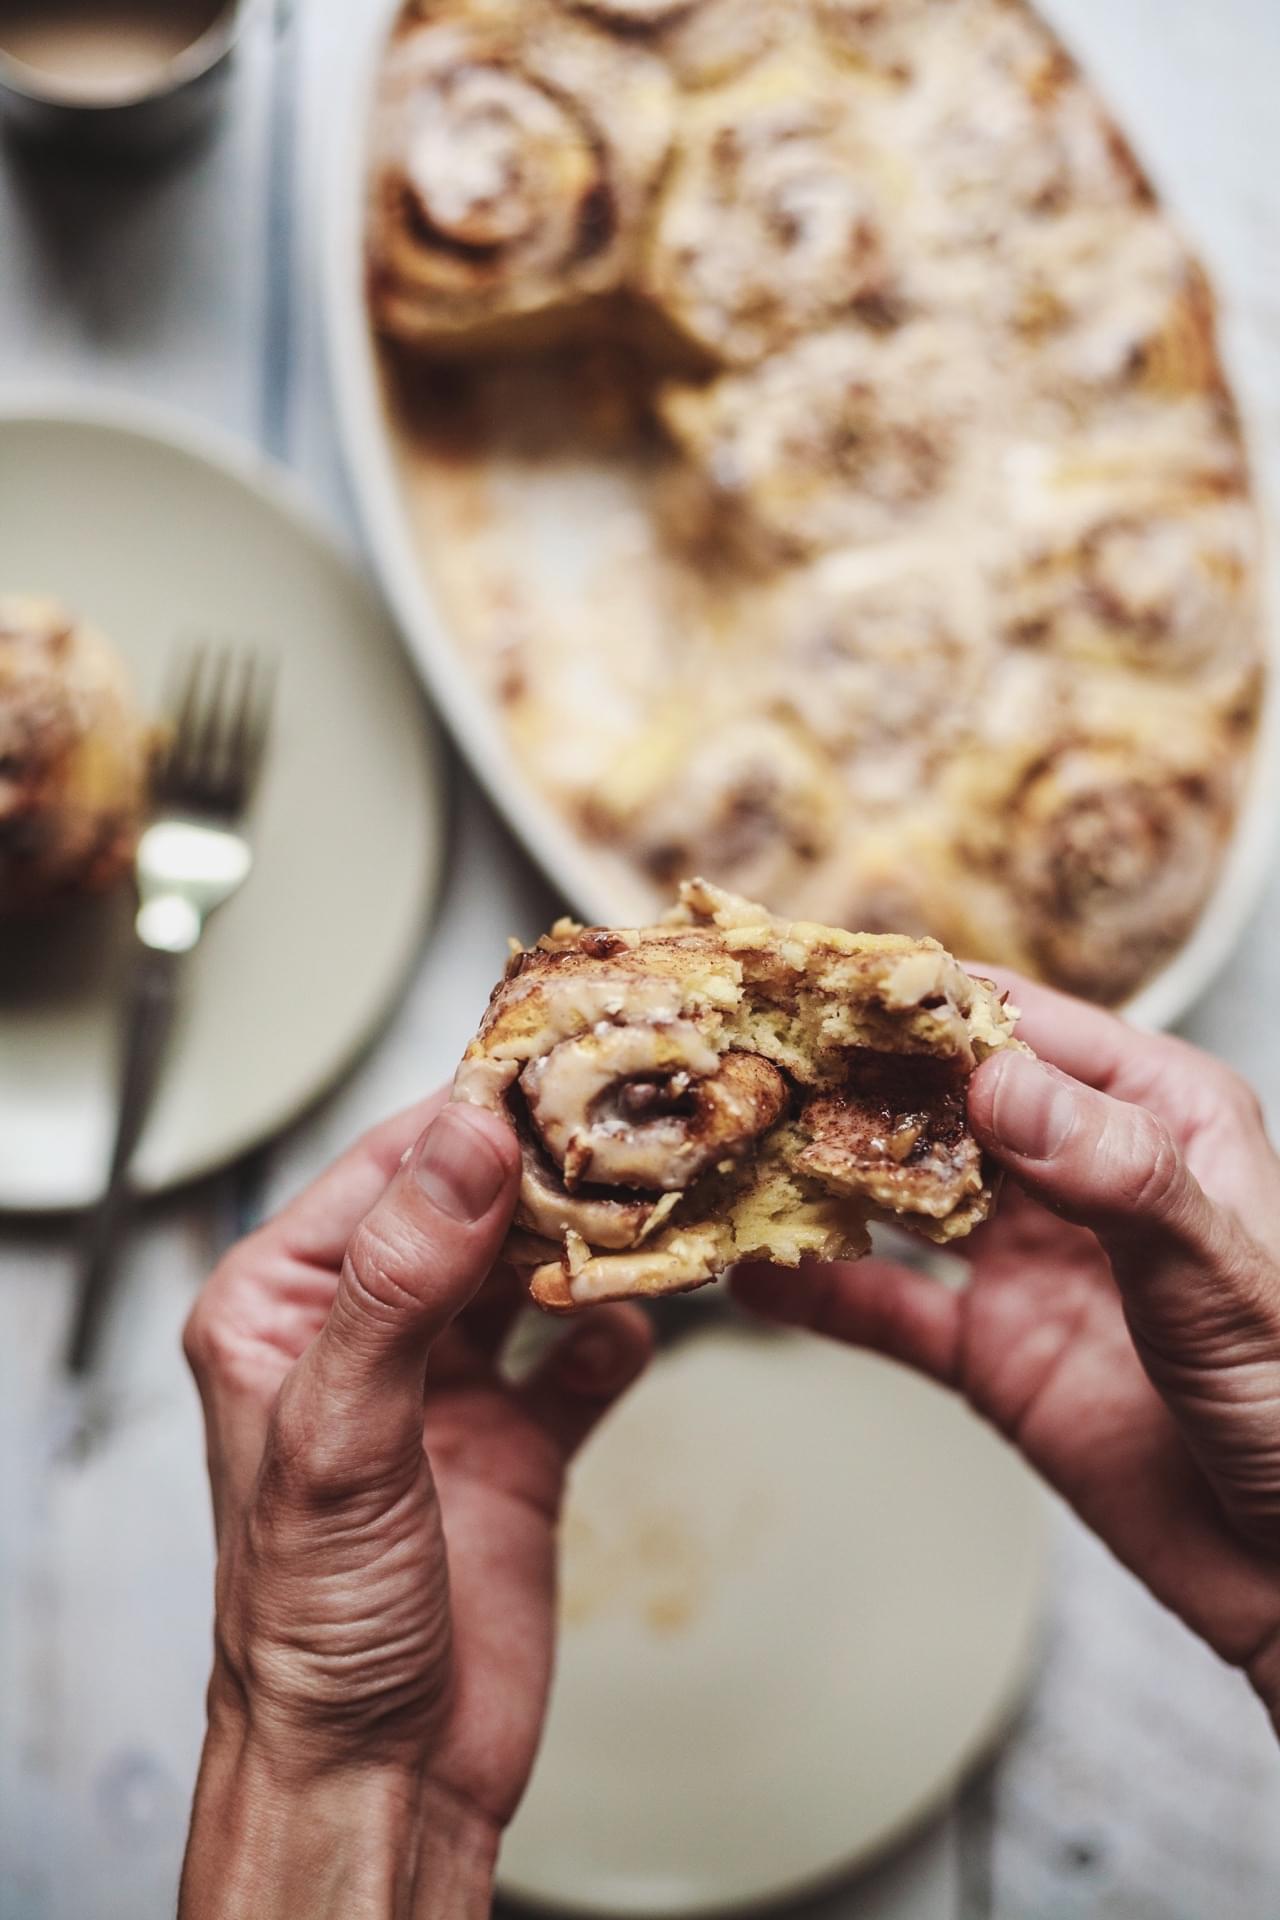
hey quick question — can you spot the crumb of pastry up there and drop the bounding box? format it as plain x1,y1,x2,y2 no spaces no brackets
455,878,1025,1309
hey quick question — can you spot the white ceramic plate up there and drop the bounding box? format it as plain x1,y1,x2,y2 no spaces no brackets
322,0,1279,1033
0,397,444,1213
498,1328,1046,1917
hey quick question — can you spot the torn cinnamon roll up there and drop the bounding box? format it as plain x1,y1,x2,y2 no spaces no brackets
637,52,897,366
0,597,152,915
454,878,1024,1310
367,17,674,353
657,323,981,560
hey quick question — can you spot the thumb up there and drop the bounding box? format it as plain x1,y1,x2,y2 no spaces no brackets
971,1044,1280,1420
283,1103,521,1488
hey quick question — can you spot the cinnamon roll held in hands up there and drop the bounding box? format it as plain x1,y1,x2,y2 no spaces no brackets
0,597,151,914
368,16,674,352
454,879,1023,1310
637,52,897,366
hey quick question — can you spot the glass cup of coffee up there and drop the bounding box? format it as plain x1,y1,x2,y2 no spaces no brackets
0,0,254,157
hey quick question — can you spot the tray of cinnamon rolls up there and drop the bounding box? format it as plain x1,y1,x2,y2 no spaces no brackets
327,0,1277,1021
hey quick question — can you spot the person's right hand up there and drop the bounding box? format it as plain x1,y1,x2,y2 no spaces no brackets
733,978,1280,1729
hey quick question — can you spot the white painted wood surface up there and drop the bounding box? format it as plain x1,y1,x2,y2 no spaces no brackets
2,2,1280,1916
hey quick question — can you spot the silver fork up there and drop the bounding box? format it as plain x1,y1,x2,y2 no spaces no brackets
65,644,274,1376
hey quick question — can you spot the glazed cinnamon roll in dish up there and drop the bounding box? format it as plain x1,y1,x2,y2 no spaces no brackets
995,210,1220,417
558,0,786,87
995,494,1262,718
939,725,1235,1003
368,0,1267,1008
584,707,842,902
658,322,981,559
368,15,674,352
454,879,1024,1310
0,597,151,915
637,52,896,366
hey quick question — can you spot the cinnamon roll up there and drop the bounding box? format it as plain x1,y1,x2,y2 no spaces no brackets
888,0,1145,259
0,597,152,915
657,322,982,560
995,495,1264,717
637,53,897,366
583,707,842,902
943,730,1234,1001
815,0,965,83
558,0,786,88
455,878,1024,1309
997,209,1222,415
368,17,674,352
757,555,988,801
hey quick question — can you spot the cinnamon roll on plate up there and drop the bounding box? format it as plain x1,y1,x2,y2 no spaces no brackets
454,878,1024,1309
0,596,151,915
368,14,674,353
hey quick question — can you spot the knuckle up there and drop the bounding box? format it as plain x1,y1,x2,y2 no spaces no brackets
1215,1063,1266,1131
182,1271,256,1392
259,1371,375,1508
261,1379,335,1499
181,1303,211,1377
1112,1108,1185,1221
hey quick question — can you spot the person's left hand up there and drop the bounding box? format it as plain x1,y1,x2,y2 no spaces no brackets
180,1092,652,1920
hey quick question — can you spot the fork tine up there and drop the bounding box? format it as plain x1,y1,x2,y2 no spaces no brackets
194,647,233,800
235,654,276,806
155,643,274,818
160,646,208,799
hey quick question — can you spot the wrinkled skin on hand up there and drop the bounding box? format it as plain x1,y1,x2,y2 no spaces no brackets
736,977,1280,1725
181,1094,651,1918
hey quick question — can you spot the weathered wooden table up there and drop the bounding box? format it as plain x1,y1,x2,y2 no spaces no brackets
3,3,1280,1916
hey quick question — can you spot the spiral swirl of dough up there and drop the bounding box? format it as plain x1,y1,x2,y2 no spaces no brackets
369,19,673,349
639,55,895,366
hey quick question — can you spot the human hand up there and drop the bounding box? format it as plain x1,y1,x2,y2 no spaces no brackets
734,980,1280,1729
180,1093,652,1919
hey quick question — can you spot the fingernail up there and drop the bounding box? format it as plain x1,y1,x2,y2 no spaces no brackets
556,1325,625,1394
988,1052,1077,1161
412,1106,508,1222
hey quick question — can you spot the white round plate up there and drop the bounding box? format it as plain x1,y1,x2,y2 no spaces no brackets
499,1329,1045,1917
321,0,1279,1033
0,398,444,1212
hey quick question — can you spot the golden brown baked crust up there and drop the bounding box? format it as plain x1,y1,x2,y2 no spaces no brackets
0,596,151,915
368,14,674,352
455,879,1024,1310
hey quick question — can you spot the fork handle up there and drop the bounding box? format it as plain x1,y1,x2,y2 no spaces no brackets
65,947,183,1376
